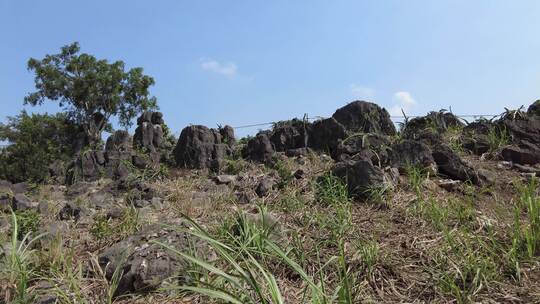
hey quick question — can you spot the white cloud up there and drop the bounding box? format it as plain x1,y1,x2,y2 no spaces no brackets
389,91,417,116
350,84,374,99
200,59,238,77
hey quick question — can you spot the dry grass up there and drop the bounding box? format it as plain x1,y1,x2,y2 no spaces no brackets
1,152,539,303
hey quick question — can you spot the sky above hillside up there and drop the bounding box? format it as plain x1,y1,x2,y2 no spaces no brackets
1,0,540,137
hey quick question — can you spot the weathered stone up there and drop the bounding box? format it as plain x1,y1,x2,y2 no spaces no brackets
389,140,436,173
173,125,231,171
13,193,38,211
255,177,274,197
215,175,236,185
332,101,396,135
58,203,82,221
285,147,309,157
294,169,305,179
500,115,540,146
134,111,167,153
501,142,540,165
105,130,132,153
269,119,309,152
332,159,391,200
11,182,28,194
431,145,482,184
527,100,540,117
245,132,275,164
235,190,257,204
66,150,106,184
437,179,461,192
461,120,496,155
402,111,463,139
98,224,205,296
308,117,348,155
219,125,236,145
334,133,391,164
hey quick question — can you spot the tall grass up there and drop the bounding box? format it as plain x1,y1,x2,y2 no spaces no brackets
0,211,44,303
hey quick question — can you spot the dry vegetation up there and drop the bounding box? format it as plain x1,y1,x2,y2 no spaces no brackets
1,140,540,304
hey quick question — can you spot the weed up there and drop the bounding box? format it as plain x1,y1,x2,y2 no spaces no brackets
487,125,509,153
13,210,40,240
0,211,44,303
511,177,540,258
354,240,380,276
406,165,429,196
274,159,293,189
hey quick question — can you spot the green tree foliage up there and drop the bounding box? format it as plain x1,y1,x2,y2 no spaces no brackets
24,42,157,147
0,111,80,182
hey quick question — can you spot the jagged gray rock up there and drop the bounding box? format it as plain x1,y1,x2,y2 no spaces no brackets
173,125,232,171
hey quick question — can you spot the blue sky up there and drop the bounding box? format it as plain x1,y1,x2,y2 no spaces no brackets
1,0,540,137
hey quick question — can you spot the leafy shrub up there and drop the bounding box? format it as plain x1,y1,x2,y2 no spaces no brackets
0,111,80,182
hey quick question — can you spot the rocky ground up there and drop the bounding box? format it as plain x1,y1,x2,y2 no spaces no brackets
1,100,540,303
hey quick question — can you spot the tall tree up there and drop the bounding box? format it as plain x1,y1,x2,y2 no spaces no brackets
24,42,157,147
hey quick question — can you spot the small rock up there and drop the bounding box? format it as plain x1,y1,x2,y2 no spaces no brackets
438,179,461,191
521,172,537,181
286,147,309,157
215,175,236,185
11,182,29,194
13,194,38,211
236,190,257,204
58,203,82,221
293,169,305,179
255,178,274,197
497,161,513,169
134,199,151,208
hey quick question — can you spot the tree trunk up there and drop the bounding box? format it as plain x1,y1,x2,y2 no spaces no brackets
83,112,107,149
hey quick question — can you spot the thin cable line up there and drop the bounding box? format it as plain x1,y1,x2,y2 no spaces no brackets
231,114,501,129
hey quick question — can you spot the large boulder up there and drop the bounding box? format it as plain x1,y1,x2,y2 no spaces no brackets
527,100,540,117
173,125,232,171
105,130,132,153
389,140,436,173
500,114,540,146
66,150,106,184
431,145,482,185
402,111,464,140
134,111,168,153
269,119,309,152
501,141,540,165
308,118,348,155
461,120,496,155
333,133,392,165
332,101,396,136
332,159,393,200
219,125,236,145
245,132,275,164
98,224,205,296
105,130,133,181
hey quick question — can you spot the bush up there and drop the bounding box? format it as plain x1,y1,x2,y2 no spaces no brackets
0,111,81,182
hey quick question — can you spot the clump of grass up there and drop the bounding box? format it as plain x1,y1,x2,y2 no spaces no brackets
218,205,279,257
90,206,140,243
13,210,40,240
410,197,449,231
354,240,380,276
0,211,44,303
511,177,540,258
445,125,464,154
315,172,350,207
223,156,248,175
315,173,352,239
487,125,509,153
273,159,294,189
435,231,499,304
406,165,429,196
